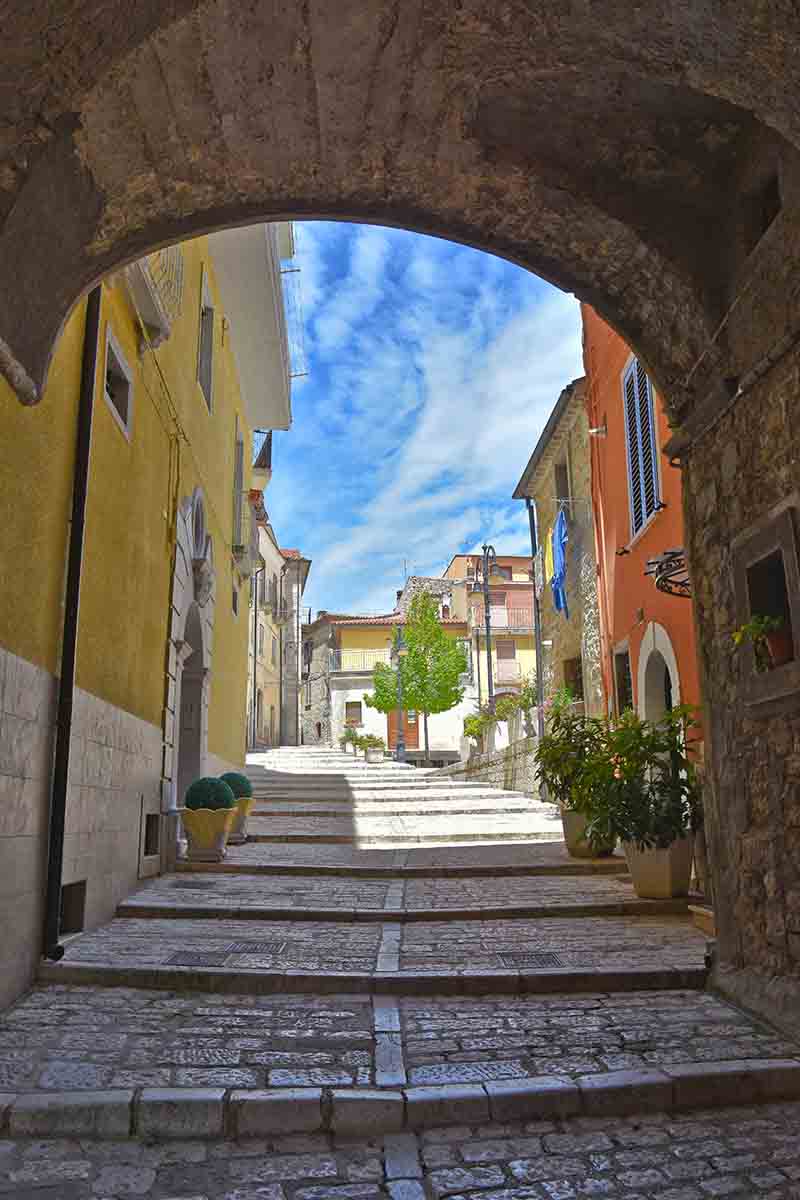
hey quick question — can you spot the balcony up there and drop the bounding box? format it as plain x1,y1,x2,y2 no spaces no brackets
494,659,522,685
470,605,533,633
330,648,391,673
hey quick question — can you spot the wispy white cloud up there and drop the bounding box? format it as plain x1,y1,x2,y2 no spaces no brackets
270,224,583,615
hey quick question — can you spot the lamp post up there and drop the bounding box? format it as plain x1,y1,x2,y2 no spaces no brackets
391,624,408,762
481,543,498,712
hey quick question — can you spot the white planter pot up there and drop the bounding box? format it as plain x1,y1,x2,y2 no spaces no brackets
365,748,384,763
623,836,693,899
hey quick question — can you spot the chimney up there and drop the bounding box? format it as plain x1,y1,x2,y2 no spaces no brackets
396,590,403,605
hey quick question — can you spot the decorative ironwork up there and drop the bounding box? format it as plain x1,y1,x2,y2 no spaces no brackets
644,547,691,599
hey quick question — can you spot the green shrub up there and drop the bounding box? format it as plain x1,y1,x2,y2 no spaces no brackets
362,734,385,749
184,777,236,811
219,771,252,799
494,695,520,723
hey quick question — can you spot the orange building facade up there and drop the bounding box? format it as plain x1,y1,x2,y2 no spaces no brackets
582,305,703,731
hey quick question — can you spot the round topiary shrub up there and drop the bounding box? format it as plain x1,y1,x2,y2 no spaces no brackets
184,777,235,811
220,771,253,800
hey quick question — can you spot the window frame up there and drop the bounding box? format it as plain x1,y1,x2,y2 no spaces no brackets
345,701,363,727
622,356,661,541
102,325,134,440
197,266,215,413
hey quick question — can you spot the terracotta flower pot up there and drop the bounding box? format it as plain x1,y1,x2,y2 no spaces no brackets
227,795,256,845
766,628,793,668
623,836,693,899
561,810,615,859
180,806,235,862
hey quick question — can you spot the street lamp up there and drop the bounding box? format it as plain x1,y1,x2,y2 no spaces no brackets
391,624,409,762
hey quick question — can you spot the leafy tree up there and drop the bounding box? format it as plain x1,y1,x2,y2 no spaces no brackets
364,593,468,757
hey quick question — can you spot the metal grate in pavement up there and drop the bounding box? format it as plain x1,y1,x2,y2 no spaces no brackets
166,950,233,967
227,941,287,956
496,952,564,969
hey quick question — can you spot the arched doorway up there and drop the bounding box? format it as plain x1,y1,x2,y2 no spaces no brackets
176,602,204,805
637,622,681,723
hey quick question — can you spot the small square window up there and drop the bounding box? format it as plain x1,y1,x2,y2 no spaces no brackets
60,880,86,935
144,813,160,858
103,328,133,437
746,549,794,671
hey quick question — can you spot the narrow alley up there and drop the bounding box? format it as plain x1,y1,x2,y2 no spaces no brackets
2,750,800,1198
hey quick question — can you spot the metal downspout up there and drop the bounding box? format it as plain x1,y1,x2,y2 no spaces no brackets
251,566,264,748
43,286,102,961
525,498,546,741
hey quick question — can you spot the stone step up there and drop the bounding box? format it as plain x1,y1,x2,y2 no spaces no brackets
9,984,799,1145
118,868,689,923
245,810,564,845
37,912,708,988
250,802,545,818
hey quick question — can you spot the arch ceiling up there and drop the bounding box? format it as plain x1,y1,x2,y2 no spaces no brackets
1,1,798,413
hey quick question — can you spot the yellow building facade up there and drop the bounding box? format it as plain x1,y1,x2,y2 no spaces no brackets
0,223,293,1007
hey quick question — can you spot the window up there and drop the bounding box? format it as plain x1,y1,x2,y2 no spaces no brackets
271,636,278,666
614,649,633,713
407,709,417,724
623,358,660,538
257,625,265,658
496,640,516,659
345,701,363,727
103,328,133,437
197,269,214,411
143,813,160,858
466,561,476,578
232,421,245,548
746,549,794,670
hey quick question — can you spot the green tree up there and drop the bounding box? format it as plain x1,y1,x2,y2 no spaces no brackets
364,593,468,757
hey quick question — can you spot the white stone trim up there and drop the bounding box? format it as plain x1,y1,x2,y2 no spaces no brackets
636,621,681,718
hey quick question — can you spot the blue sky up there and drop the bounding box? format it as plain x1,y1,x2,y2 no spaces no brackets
267,222,584,617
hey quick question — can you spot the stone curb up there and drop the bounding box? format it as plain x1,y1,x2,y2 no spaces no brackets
115,899,688,923
37,961,708,997
246,832,566,845
4,1060,800,1140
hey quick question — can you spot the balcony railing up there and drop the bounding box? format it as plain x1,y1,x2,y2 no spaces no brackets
329,648,391,673
470,605,533,630
494,659,522,684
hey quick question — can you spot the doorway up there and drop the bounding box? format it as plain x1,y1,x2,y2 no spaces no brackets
176,602,204,805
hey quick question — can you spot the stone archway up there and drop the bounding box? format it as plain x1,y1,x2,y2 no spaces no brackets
636,622,681,722
162,488,215,862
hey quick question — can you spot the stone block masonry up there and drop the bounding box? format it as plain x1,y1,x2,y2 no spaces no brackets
431,736,540,797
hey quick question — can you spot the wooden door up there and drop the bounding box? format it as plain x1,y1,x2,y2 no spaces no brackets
387,708,420,749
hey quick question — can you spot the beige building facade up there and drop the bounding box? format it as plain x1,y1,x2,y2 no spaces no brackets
513,377,603,715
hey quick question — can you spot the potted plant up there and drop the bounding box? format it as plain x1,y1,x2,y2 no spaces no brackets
535,707,615,857
220,771,255,844
732,614,793,670
463,705,498,755
180,777,236,862
362,734,386,763
586,706,703,898
340,727,359,754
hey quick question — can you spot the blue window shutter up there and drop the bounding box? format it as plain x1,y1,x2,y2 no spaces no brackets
636,361,659,523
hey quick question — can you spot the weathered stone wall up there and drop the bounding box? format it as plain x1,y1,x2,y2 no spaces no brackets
680,135,800,1037
299,622,333,746
431,735,540,798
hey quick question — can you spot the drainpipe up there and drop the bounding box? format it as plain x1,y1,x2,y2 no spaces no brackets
251,565,264,748
43,286,102,961
279,563,287,746
296,573,301,746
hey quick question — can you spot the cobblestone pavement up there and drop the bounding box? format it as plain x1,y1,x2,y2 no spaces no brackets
215,843,627,875
399,991,798,1085
1,984,795,1096
46,914,706,976
120,873,672,918
397,916,706,974
3,1103,800,1197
